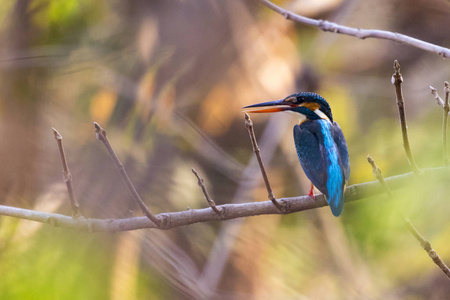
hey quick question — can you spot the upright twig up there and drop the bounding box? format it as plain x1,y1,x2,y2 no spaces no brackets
191,168,223,217
444,82,450,165
253,0,450,58
392,60,420,174
244,113,284,211
367,155,450,280
94,122,161,227
430,83,450,165
52,128,82,218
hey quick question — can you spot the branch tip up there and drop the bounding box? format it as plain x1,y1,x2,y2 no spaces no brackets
52,127,62,140
393,59,400,72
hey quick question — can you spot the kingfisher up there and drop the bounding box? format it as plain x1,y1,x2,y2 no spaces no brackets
243,92,350,216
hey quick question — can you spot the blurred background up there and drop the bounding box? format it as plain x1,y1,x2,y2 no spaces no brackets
0,0,449,299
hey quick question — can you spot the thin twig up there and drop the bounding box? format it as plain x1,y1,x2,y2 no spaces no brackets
443,82,450,165
244,113,284,211
52,128,81,218
367,155,450,280
430,86,445,107
1,167,448,232
93,122,162,227
191,168,223,217
392,60,420,174
253,0,450,58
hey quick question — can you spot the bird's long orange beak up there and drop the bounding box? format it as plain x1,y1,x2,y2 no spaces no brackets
242,100,295,113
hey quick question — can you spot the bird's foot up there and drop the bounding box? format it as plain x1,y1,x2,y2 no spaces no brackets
308,184,315,199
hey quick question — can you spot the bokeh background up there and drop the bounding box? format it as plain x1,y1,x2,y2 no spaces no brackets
0,0,449,299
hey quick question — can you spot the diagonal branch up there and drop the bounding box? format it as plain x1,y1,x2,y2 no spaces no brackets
52,127,82,218
367,156,450,280
0,167,448,232
253,0,450,58
94,122,162,227
244,113,285,211
191,168,224,218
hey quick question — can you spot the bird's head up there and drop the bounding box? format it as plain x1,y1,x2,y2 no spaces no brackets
243,92,333,123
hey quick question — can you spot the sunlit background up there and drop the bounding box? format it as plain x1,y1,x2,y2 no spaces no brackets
0,0,449,299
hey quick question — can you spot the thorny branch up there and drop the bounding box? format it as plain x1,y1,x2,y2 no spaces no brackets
0,167,448,232
244,113,285,212
392,60,420,174
94,122,162,227
52,128,82,218
367,156,450,280
254,0,450,58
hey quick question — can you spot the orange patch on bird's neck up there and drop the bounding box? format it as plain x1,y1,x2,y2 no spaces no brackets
301,102,320,111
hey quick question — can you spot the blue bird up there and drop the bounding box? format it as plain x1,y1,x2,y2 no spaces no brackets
243,92,350,216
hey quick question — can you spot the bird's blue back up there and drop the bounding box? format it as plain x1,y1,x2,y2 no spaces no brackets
294,119,349,216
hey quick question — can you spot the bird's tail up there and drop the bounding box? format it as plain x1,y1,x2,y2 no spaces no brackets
327,191,344,217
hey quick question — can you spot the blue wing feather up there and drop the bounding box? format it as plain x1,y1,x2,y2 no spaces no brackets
293,123,327,194
294,120,348,216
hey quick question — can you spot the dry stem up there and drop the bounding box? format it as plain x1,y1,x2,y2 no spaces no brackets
392,60,420,174
52,128,81,218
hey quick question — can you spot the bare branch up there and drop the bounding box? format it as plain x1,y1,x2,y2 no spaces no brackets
0,167,448,232
392,60,420,174
191,168,224,218
244,113,285,212
52,127,81,218
93,122,162,227
253,0,450,58
367,156,450,280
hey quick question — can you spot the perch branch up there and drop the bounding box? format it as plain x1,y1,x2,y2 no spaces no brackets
93,122,162,227
0,167,448,232
253,0,450,58
244,113,284,211
52,128,81,218
191,168,224,217
392,60,420,174
367,156,450,280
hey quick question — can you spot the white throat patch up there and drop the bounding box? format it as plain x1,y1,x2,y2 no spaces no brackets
314,109,331,123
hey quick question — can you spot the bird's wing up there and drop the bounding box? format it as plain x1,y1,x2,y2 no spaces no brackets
331,122,350,181
293,123,328,194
